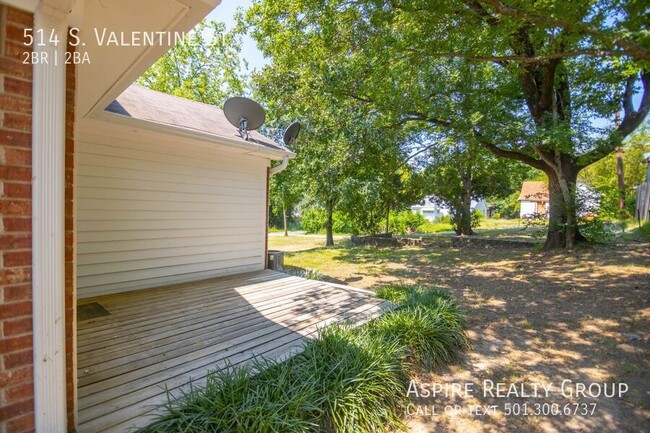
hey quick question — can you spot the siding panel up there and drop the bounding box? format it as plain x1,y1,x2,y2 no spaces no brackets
76,125,269,298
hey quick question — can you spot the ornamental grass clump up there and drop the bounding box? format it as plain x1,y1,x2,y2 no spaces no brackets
292,324,409,433
141,284,468,433
140,359,317,433
372,285,470,369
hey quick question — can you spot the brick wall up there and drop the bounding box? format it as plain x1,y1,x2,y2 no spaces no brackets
65,35,76,431
0,5,77,432
0,5,35,433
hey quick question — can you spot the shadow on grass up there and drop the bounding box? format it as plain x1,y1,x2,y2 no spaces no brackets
291,242,650,433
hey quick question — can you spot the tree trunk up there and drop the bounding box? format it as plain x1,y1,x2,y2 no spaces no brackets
385,206,390,234
325,200,334,247
282,204,288,237
616,147,626,215
456,169,474,236
544,163,584,250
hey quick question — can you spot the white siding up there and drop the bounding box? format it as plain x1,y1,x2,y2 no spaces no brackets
76,122,269,298
520,201,537,218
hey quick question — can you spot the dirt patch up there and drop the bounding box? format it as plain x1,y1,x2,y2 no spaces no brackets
404,244,649,433
284,239,649,432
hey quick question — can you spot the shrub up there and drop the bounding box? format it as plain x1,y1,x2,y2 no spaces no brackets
640,221,650,241
414,215,454,233
578,216,615,244
300,208,355,234
300,208,327,234
388,211,427,235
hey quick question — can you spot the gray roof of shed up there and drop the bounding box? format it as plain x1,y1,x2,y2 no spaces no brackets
105,85,289,154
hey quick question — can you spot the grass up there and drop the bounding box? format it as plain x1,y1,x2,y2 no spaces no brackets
283,266,325,281
140,285,468,433
268,231,348,251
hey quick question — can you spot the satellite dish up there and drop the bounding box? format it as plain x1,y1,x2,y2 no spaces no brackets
283,121,301,146
223,97,266,140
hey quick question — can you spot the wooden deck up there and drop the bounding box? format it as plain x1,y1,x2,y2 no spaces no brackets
76,270,393,432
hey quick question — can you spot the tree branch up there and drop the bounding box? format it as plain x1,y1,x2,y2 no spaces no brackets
578,70,650,168
472,129,547,170
404,142,440,163
410,49,626,64
479,0,650,62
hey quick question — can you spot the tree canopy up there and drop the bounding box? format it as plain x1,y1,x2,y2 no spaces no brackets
245,0,650,249
138,20,247,104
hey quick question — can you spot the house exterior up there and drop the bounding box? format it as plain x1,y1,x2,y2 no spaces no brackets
0,0,295,431
518,181,549,218
410,197,450,221
78,85,292,298
410,196,489,221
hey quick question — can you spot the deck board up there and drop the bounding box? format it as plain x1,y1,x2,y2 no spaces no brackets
77,270,393,433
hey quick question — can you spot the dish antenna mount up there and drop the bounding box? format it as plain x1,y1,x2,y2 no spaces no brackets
283,121,301,146
223,97,266,141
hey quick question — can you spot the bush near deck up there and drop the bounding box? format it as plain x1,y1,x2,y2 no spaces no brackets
140,285,468,433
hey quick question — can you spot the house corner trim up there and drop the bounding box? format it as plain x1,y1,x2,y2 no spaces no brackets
31,2,70,431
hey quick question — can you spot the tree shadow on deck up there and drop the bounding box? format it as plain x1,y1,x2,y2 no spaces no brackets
75,270,388,433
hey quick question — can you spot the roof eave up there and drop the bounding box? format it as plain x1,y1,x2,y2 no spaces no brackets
94,111,295,160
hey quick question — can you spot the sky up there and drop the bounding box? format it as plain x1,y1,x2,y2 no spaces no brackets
206,0,269,72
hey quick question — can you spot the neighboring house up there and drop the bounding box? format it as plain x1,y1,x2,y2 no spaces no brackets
635,152,650,221
518,181,549,218
411,196,489,221
410,197,450,221
0,1,389,432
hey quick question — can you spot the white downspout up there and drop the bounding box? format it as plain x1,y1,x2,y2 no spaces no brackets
32,2,70,431
269,156,290,176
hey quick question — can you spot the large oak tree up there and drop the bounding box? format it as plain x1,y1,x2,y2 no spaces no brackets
246,0,649,249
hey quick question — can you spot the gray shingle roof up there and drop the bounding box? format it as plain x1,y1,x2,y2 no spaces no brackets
105,85,289,154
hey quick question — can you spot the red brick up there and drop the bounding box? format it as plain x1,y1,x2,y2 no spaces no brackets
6,7,33,27
3,113,32,131
3,317,32,335
0,130,31,147
0,334,32,353
0,94,31,113
0,57,32,80
3,217,31,232
3,350,32,370
3,183,31,199
0,298,31,315
5,412,35,433
3,250,31,267
0,268,31,285
5,40,31,61
0,365,33,388
0,398,34,420
5,383,33,406
3,284,31,302
3,148,31,166
0,200,31,215
4,77,32,98
5,23,29,44
0,234,31,249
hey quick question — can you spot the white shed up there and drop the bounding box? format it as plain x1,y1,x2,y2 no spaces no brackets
76,85,293,298
518,181,549,218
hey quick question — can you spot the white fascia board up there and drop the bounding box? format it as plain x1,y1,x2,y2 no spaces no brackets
85,111,295,160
